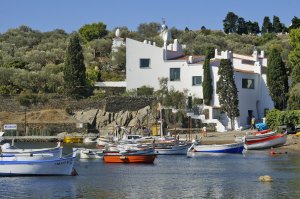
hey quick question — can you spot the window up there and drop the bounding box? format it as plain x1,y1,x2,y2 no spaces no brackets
170,68,180,81
242,78,254,89
140,59,150,68
192,76,202,86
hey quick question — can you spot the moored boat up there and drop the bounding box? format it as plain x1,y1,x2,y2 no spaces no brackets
1,143,63,160
0,156,77,176
155,143,191,155
103,146,156,163
187,142,244,155
244,133,287,150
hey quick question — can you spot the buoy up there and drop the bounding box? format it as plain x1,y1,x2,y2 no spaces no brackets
269,148,287,156
259,175,273,182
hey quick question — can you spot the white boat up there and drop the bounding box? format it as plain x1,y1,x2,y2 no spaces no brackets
244,133,287,150
187,142,244,155
79,148,103,159
0,156,77,176
155,143,191,155
0,143,63,160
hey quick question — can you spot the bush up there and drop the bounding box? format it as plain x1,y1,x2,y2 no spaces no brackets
266,109,300,130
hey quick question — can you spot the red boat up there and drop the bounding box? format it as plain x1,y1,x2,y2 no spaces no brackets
103,147,156,163
244,133,287,150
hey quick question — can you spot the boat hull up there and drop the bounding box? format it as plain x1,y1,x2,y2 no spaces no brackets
103,154,156,163
0,157,76,176
189,142,244,154
244,133,287,150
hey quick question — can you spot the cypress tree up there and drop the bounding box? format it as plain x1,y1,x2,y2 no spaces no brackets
262,16,273,33
64,33,87,98
267,48,289,110
202,48,214,105
217,59,239,130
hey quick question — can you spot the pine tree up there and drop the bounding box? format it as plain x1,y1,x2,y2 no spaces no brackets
202,56,213,105
64,33,87,98
217,59,239,130
262,16,273,33
267,48,289,110
223,12,239,33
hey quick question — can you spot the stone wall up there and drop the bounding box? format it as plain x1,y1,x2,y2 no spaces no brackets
104,96,157,112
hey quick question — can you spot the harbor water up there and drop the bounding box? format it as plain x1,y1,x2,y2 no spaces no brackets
0,142,300,198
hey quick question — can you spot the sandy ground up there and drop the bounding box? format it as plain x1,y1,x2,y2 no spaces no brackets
179,130,300,154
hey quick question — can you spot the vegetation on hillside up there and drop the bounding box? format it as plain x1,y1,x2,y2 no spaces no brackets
0,12,300,112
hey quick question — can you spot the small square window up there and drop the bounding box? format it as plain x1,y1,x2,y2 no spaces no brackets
192,76,202,86
242,78,254,89
170,68,180,81
140,59,150,68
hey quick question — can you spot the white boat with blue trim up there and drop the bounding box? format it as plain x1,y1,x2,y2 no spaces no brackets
187,141,244,156
0,156,76,176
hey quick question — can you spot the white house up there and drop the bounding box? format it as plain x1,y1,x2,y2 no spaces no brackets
125,35,274,131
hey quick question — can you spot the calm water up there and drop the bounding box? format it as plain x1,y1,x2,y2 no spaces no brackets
0,142,300,199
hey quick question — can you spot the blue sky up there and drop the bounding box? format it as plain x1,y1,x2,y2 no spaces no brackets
1,0,300,33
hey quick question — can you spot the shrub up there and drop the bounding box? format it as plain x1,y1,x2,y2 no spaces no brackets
266,109,300,130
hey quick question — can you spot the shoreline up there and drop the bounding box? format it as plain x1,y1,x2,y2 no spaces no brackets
3,131,300,153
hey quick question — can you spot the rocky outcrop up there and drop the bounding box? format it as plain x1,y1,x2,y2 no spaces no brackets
75,105,155,134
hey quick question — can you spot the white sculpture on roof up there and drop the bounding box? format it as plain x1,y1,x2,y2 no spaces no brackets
160,18,172,42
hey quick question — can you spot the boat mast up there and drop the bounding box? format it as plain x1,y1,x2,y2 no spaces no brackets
159,103,163,138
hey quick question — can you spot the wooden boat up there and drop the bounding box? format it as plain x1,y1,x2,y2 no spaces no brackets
244,133,287,150
235,130,275,142
188,142,244,154
103,147,156,163
0,156,77,176
63,136,83,143
155,143,191,155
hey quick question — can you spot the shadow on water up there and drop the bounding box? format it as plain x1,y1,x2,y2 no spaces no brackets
1,142,300,198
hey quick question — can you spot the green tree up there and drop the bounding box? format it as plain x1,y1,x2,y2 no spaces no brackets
237,17,247,35
289,16,300,31
79,22,108,42
262,16,273,34
273,16,283,33
267,48,289,110
287,83,300,110
288,28,300,86
137,22,161,38
64,33,88,98
246,21,260,35
288,28,300,109
223,12,239,33
111,45,126,71
202,51,213,105
217,59,239,130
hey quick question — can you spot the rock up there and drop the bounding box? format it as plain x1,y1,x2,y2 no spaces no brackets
259,175,273,182
74,109,98,124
